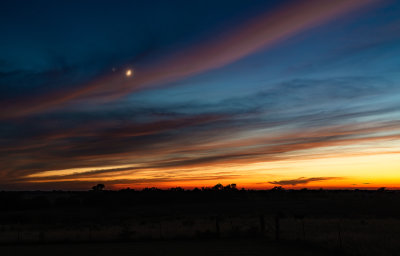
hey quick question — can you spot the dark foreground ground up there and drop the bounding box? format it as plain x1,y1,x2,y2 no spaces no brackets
0,238,337,256
0,188,399,255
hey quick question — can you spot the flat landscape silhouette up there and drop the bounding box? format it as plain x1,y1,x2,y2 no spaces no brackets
1,185,400,255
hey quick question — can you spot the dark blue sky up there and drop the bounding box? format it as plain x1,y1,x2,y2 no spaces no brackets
1,0,400,190
0,0,276,70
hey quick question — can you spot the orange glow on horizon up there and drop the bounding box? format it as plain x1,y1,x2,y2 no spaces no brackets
23,151,400,190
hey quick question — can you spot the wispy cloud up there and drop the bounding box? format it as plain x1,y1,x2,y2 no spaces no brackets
269,177,341,186
0,0,377,119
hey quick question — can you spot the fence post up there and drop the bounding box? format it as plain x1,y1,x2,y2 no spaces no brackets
275,215,280,241
89,225,92,241
38,231,45,243
259,214,265,237
215,216,220,238
159,222,163,239
337,221,343,250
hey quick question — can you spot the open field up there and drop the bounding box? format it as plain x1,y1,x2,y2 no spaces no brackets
0,189,399,255
0,238,338,256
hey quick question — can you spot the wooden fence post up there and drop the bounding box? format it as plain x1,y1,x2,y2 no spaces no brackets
89,224,93,241
337,221,343,250
275,215,280,241
259,214,265,237
215,216,220,238
159,222,163,239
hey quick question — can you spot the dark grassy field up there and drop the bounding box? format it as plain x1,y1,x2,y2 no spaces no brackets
0,188,399,255
0,238,339,256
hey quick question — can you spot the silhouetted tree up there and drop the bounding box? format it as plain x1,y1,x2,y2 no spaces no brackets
92,184,105,191
213,183,224,191
142,187,161,192
223,184,238,191
119,187,134,193
377,187,386,192
169,187,184,192
271,186,284,191
193,187,201,192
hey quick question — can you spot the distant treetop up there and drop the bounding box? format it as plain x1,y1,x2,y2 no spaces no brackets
92,184,105,191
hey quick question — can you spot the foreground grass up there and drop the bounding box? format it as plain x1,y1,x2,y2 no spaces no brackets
0,238,337,256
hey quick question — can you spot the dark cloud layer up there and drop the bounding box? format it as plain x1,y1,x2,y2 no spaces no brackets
269,177,340,186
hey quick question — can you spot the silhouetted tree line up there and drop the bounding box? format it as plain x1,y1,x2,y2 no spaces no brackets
0,184,396,226
90,183,240,192
0,185,396,212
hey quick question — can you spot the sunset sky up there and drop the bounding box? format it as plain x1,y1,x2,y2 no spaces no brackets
1,0,399,190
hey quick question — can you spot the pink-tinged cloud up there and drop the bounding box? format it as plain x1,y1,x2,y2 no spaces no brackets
3,116,399,184
0,0,378,119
